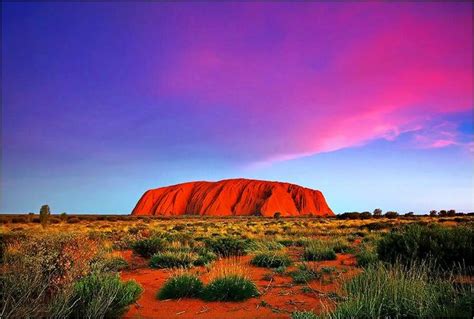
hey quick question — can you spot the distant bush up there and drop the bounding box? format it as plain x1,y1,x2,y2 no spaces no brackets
39,205,51,227
132,237,166,258
149,251,197,268
202,275,259,301
67,217,80,224
377,224,474,269
303,241,337,261
157,273,203,300
204,236,252,257
71,273,142,318
384,211,399,219
251,251,292,268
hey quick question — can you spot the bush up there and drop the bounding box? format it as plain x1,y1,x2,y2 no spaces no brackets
157,273,203,300
377,224,474,269
202,275,259,301
303,241,337,261
322,262,471,318
251,251,292,268
193,248,217,266
39,205,51,227
71,273,142,318
132,237,166,258
149,251,197,268
290,263,321,284
291,311,318,319
204,236,251,257
102,256,129,272
355,246,378,268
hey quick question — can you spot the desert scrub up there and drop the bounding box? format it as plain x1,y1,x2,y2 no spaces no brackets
204,236,252,257
193,248,217,266
377,224,474,269
303,240,337,261
101,255,129,272
202,275,259,301
322,262,470,318
251,250,292,268
71,273,142,318
355,244,378,268
131,237,166,257
157,272,203,300
149,251,198,268
290,263,321,284
291,311,318,319
202,262,259,301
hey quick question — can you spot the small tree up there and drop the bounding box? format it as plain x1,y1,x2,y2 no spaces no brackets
373,208,382,217
39,205,51,228
405,212,414,217
60,212,68,222
439,210,447,217
447,209,456,217
273,212,281,219
429,210,438,217
384,211,398,219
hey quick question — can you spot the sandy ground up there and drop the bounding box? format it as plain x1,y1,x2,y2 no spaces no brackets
120,250,359,319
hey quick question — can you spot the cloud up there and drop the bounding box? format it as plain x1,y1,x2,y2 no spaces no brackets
155,2,473,165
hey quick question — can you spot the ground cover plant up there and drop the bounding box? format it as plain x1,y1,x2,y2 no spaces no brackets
0,214,472,318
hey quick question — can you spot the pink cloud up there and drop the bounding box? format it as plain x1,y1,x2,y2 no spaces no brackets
155,2,473,165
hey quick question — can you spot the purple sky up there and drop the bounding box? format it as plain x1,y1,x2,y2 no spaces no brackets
2,2,473,214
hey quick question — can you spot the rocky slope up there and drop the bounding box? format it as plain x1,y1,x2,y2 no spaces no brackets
131,178,333,217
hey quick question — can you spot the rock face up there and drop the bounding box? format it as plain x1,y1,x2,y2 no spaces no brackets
131,178,333,217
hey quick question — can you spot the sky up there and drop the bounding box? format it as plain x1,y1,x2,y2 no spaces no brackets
1,1,473,214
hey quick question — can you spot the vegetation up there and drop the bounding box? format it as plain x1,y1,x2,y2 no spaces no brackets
251,250,292,268
202,274,259,301
39,205,51,228
157,272,204,300
303,240,337,261
149,251,198,268
377,224,474,269
321,262,472,318
131,237,166,257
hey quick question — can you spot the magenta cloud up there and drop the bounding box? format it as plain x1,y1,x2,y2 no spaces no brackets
155,2,472,165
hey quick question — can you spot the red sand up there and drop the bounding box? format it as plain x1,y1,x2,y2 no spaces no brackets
131,178,333,217
120,252,357,319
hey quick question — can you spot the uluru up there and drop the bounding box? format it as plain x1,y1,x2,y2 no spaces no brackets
131,178,334,217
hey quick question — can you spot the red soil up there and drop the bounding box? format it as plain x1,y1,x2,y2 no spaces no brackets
131,178,333,217
120,252,358,319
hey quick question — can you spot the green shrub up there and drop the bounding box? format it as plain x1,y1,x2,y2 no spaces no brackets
290,263,321,284
202,275,259,301
157,273,203,300
149,251,197,268
71,273,142,318
291,311,318,319
303,241,337,261
377,224,474,269
251,251,292,268
132,237,166,258
204,236,252,257
322,262,470,318
355,245,378,268
102,256,129,272
193,248,217,266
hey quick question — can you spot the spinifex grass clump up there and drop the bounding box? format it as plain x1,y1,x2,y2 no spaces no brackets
157,271,204,300
204,236,253,257
323,261,471,318
201,262,259,301
251,250,292,268
291,311,318,319
377,224,474,269
303,240,337,261
355,244,378,268
71,273,142,318
131,237,166,257
290,263,322,284
149,251,198,268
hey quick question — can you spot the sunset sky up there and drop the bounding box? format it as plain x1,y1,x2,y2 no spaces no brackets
2,1,473,214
